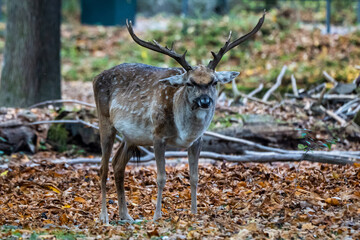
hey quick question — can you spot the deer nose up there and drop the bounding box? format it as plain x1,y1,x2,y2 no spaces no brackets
195,95,212,109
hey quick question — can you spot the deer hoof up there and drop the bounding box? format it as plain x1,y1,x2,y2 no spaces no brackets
153,212,162,221
120,213,134,222
191,207,197,214
99,211,109,224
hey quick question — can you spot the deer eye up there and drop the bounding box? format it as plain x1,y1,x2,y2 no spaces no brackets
212,81,218,86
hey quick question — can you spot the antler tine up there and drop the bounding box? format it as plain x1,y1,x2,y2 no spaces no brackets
126,19,193,71
208,12,266,70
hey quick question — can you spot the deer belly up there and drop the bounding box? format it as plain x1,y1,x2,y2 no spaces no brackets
112,117,154,146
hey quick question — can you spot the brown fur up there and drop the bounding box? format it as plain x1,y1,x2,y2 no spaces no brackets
189,65,214,85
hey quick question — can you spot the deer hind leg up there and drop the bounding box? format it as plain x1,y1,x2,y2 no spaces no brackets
153,138,167,221
98,116,116,224
112,142,134,221
188,137,201,214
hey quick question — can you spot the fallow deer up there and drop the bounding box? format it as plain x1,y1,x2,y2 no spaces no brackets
93,13,265,223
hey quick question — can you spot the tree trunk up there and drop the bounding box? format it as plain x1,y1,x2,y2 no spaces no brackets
0,0,61,107
265,0,278,9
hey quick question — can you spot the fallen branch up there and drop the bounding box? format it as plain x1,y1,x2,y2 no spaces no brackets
318,87,327,104
319,106,347,126
44,150,360,165
306,83,326,96
235,91,271,106
0,120,23,128
243,83,264,105
262,65,287,102
29,99,96,109
285,93,358,101
335,98,360,115
204,131,288,154
231,79,270,106
291,74,299,97
323,71,338,84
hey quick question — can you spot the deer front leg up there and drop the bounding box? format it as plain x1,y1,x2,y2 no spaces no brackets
153,138,166,221
188,137,201,214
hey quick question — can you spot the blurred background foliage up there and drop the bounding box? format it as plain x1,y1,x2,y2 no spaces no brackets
2,0,359,93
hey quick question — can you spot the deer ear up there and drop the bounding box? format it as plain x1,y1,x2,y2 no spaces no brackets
159,73,186,86
215,71,240,84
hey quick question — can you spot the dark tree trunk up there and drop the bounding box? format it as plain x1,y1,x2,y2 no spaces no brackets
0,0,61,107
265,0,278,10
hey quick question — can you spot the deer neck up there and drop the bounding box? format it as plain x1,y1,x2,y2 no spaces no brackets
172,87,215,146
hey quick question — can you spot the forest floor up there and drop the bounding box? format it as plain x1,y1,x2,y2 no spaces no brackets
1,156,360,239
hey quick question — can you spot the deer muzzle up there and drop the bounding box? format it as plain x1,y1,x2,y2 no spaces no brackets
194,94,213,109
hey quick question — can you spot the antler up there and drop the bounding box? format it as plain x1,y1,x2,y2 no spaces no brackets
207,12,266,70
126,20,193,71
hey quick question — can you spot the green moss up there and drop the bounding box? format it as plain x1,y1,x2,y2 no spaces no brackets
47,124,69,152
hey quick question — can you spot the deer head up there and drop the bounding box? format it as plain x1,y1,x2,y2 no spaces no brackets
126,12,265,110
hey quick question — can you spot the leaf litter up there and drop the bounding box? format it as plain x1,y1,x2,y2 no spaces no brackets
0,158,359,239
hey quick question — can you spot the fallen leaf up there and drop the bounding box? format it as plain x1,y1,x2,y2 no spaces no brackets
59,213,69,225
302,223,315,230
1,170,8,176
43,184,61,194
147,228,159,237
74,196,86,203
325,197,341,206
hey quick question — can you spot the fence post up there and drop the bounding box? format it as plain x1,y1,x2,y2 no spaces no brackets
326,0,331,34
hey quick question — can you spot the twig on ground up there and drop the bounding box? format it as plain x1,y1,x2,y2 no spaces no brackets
285,93,358,101
29,99,96,109
335,98,360,115
231,79,269,106
243,83,264,105
231,78,241,98
262,65,287,102
318,87,327,104
231,79,271,106
306,83,326,96
319,105,347,126
323,71,338,84
323,71,339,95
291,74,299,98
